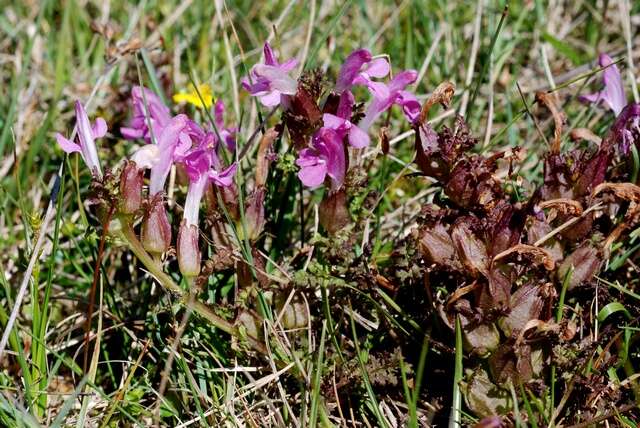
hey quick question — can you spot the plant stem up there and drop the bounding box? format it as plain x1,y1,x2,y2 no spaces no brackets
118,218,267,354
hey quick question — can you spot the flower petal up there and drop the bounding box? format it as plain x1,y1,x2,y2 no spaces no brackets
323,113,346,130
337,91,355,120
280,58,299,72
336,49,372,93
121,126,144,140
131,144,160,169
210,162,237,187
348,126,370,149
389,70,418,93
298,160,327,188
55,133,81,154
184,173,208,226
259,91,282,107
253,64,298,94
397,90,422,124
74,101,102,177
263,42,277,66
92,117,108,139
366,80,390,100
149,114,189,194
599,54,626,115
364,58,390,78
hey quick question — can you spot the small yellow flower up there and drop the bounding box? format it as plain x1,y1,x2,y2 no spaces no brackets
172,83,213,109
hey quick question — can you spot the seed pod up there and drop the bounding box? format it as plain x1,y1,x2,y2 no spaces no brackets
119,161,143,214
177,221,201,278
141,195,171,255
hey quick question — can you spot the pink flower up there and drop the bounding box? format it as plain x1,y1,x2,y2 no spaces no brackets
182,147,237,226
359,70,418,131
55,101,106,178
121,86,210,158
322,91,370,148
130,114,190,195
242,42,298,107
214,100,237,152
121,86,171,142
396,90,422,124
335,49,390,96
296,127,346,191
580,53,626,116
610,102,640,155
177,147,236,278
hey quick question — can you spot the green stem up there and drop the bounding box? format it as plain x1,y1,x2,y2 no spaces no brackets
118,219,267,354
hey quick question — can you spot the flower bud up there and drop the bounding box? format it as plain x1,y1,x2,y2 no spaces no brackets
119,161,143,214
177,221,201,278
141,195,172,255
244,188,265,242
319,189,350,234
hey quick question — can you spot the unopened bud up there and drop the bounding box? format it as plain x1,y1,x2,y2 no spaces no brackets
244,188,265,242
141,195,171,255
177,221,201,278
119,161,143,214
319,189,349,234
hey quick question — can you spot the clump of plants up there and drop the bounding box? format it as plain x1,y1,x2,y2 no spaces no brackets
4,35,640,426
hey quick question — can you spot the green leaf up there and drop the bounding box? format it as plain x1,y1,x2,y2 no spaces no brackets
597,302,631,323
542,32,582,65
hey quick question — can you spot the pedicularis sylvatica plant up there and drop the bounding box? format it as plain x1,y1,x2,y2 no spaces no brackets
57,40,640,420
57,43,421,348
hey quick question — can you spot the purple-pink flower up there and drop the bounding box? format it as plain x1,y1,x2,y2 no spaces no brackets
359,70,419,131
131,114,190,195
580,53,626,116
242,42,298,107
214,100,237,152
178,146,236,277
121,86,171,142
322,91,370,148
335,49,390,96
609,102,640,155
296,127,346,191
56,101,106,178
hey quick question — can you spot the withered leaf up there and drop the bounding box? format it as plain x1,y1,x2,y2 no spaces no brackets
461,313,500,356
535,92,566,153
499,283,544,337
461,367,509,418
556,244,601,290
493,244,555,271
419,222,458,266
592,182,640,202
451,220,490,277
539,198,583,216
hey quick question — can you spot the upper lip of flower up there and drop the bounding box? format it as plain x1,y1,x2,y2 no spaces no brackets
55,100,106,178
121,85,171,142
580,53,627,116
242,42,299,107
336,49,390,95
354,69,418,134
